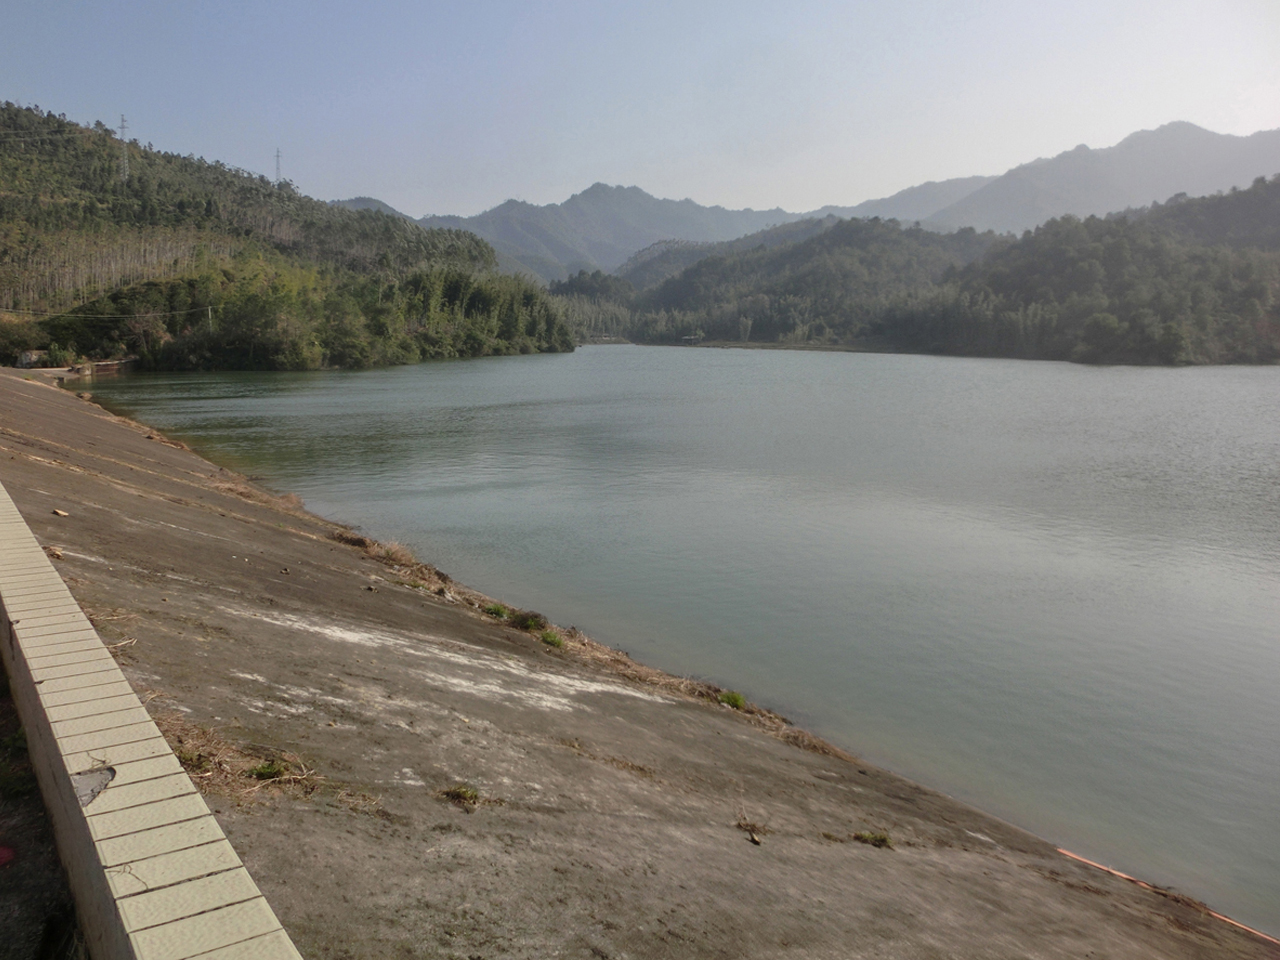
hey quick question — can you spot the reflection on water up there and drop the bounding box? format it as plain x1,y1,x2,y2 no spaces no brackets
91,345,1280,933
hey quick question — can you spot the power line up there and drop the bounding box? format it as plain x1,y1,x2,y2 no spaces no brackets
275,147,281,186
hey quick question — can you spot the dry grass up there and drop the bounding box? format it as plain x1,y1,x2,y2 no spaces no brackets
153,713,322,806
152,712,394,817
209,478,305,513
736,814,770,845
369,540,416,566
334,789,386,816
329,529,455,593
331,530,375,549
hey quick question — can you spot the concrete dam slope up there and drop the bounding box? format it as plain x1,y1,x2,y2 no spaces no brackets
0,366,1271,959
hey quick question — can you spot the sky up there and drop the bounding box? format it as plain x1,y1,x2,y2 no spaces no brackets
2,0,1278,217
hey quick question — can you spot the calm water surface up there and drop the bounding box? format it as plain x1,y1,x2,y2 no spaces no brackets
90,346,1280,933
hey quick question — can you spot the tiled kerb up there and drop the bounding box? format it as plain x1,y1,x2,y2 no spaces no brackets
0,481,302,960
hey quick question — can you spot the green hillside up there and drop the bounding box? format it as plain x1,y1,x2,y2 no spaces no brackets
874,207,1280,364
625,218,998,345
612,176,1280,365
0,104,571,368
1138,174,1280,250
616,217,840,291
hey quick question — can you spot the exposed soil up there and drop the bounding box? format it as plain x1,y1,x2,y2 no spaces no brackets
1,366,1276,959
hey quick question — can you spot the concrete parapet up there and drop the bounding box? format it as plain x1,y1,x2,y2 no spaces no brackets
0,480,302,960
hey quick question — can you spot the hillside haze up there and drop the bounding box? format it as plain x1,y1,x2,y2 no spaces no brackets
925,122,1280,233
413,183,804,282
812,175,999,222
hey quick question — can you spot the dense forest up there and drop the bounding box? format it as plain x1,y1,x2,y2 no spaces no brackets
0,104,572,368
1137,175,1280,251
615,216,841,291
622,218,1000,346
871,212,1280,363
598,175,1280,365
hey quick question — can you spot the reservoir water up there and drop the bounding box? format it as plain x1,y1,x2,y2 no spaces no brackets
89,345,1280,934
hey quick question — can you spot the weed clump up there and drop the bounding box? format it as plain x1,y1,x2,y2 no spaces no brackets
249,759,289,781
508,610,549,631
852,831,893,849
735,814,770,845
539,630,564,648
439,784,480,807
176,748,211,773
483,603,509,619
718,690,747,710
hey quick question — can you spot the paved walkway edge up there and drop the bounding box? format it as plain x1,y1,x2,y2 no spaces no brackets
0,480,302,960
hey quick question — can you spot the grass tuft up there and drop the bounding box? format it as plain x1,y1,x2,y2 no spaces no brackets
439,784,480,807
249,759,289,781
508,610,549,631
483,603,509,619
539,630,564,648
718,690,747,710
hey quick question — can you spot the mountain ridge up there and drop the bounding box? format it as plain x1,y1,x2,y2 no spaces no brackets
332,120,1280,284
925,121,1280,233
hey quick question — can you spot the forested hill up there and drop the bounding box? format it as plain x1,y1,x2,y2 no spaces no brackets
0,103,572,369
619,178,1280,365
624,218,998,345
1134,174,1280,250
616,216,841,291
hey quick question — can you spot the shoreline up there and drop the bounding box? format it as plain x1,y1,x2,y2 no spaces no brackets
3,364,1275,957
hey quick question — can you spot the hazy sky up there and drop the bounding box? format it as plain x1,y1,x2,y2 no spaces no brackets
3,1,1277,217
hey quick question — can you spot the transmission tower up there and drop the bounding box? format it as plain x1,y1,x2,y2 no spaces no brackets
119,115,129,182
275,147,281,186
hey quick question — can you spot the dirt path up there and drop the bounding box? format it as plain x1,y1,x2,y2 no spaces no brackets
1,367,1274,960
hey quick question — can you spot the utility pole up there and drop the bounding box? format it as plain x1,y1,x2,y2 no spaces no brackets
119,115,129,182
275,147,281,186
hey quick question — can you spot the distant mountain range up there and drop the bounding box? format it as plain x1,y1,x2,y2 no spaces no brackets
813,175,999,223
924,122,1280,233
421,184,801,281
333,121,1280,283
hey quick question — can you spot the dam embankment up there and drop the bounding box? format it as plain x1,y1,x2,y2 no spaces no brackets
0,366,1273,960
